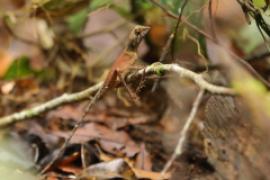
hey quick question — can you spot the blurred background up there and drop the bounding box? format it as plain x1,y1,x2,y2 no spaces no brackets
1,0,270,179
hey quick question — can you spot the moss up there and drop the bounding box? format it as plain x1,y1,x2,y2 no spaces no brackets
151,62,165,76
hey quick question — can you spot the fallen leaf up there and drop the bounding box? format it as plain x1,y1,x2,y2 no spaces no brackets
133,168,171,180
80,158,136,179
55,123,140,158
0,49,13,77
1,81,15,94
57,164,82,175
135,143,152,171
47,103,154,130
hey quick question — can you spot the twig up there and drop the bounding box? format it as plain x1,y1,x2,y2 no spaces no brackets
42,25,151,173
150,0,270,89
151,34,174,92
41,85,102,173
139,63,235,95
208,0,217,41
0,63,235,127
151,0,199,92
246,51,270,62
160,89,205,177
171,0,188,60
0,82,102,127
148,0,215,41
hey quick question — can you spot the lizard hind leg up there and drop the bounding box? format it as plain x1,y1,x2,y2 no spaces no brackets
116,71,141,106
136,67,146,94
117,88,132,107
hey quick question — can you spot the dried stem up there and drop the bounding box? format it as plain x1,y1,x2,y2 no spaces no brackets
0,82,102,127
160,89,205,177
148,0,215,41
171,0,188,60
151,33,174,92
0,63,235,127
140,63,235,95
149,0,270,89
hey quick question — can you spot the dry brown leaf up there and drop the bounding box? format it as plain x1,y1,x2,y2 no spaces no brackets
75,123,140,157
47,105,84,122
80,158,136,179
204,0,245,29
98,150,115,162
1,81,15,94
16,121,60,150
135,143,152,171
0,49,12,77
57,164,82,175
47,103,154,130
55,123,140,158
133,168,171,180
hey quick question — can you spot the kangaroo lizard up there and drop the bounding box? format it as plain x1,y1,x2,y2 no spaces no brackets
88,25,150,107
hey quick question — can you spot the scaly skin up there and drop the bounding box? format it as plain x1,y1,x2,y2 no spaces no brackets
90,25,150,105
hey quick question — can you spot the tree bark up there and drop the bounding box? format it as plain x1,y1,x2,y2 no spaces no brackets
173,95,270,179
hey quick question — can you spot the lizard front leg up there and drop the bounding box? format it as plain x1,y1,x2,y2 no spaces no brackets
116,70,141,106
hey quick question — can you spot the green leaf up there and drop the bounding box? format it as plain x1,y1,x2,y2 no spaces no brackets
90,0,111,11
238,15,270,53
66,8,89,34
132,0,152,10
42,0,66,10
233,78,267,94
151,62,165,76
160,0,183,14
111,4,131,18
66,0,111,34
253,0,266,9
3,56,34,80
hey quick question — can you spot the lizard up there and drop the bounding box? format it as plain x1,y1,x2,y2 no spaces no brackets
41,25,150,173
88,25,150,107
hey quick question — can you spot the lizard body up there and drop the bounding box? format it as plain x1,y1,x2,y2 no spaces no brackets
88,25,150,107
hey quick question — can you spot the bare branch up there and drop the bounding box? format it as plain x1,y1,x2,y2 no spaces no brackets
140,63,235,95
0,63,235,127
0,82,102,127
148,0,215,41
161,89,205,177
151,33,174,92
148,0,270,89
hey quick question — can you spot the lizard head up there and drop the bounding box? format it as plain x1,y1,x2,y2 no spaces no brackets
127,25,150,51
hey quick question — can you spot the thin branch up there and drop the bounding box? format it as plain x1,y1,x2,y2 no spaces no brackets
0,82,102,127
140,63,235,95
151,34,174,92
246,51,270,62
0,63,235,127
160,89,205,177
208,0,217,41
41,84,104,173
149,0,270,89
148,0,215,41
171,0,188,60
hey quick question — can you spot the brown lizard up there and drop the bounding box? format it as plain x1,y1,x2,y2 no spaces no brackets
88,25,150,107
41,25,150,173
